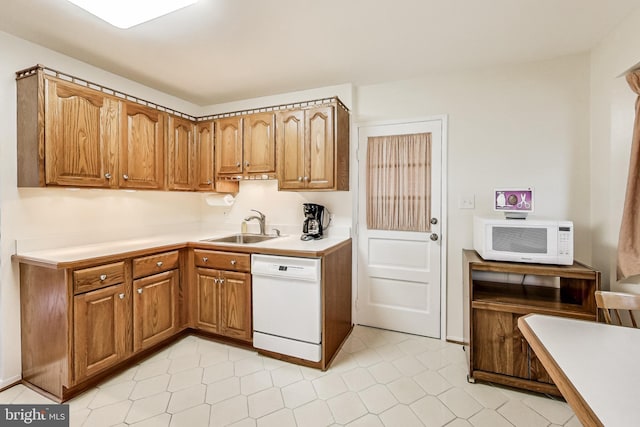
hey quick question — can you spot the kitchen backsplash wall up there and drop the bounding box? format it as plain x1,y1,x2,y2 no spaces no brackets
201,180,352,237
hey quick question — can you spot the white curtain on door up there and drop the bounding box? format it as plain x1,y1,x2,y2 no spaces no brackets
366,132,431,232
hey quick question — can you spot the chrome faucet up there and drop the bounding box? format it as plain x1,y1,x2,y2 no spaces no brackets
244,209,266,235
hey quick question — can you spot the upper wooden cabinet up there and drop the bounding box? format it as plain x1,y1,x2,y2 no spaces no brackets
215,113,276,179
17,66,348,193
276,101,349,191
244,113,276,175
43,77,119,188
17,68,168,190
195,121,215,191
216,117,243,176
120,103,165,190
167,116,196,191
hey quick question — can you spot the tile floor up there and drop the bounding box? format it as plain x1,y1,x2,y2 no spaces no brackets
0,326,581,427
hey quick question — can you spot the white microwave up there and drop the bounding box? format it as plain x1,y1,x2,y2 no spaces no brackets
473,216,574,265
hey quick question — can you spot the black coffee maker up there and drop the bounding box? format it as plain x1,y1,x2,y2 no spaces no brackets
301,203,329,240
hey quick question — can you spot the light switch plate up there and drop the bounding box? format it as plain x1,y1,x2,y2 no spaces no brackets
459,194,475,209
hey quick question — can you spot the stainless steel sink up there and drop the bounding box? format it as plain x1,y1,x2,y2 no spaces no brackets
201,234,278,244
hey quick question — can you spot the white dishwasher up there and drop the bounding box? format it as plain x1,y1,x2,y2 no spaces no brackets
251,254,322,362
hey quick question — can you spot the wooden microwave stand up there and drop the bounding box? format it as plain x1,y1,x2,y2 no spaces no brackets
463,249,600,396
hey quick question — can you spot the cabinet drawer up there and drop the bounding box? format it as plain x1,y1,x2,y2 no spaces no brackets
73,261,125,294
194,250,250,272
133,250,180,279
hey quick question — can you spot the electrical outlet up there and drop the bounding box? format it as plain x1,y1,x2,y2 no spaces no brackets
459,195,475,209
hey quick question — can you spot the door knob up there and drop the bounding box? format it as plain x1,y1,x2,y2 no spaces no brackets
430,233,439,241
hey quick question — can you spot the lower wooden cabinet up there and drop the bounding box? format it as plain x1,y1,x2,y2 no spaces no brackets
18,240,353,401
73,282,128,380
194,258,252,343
19,249,184,400
133,270,179,352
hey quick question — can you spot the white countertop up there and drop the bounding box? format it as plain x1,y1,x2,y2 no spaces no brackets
520,314,640,427
13,231,351,267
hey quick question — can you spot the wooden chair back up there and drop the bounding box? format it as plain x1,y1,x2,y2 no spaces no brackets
595,290,640,327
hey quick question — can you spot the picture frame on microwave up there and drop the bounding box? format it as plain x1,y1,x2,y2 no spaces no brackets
494,187,534,215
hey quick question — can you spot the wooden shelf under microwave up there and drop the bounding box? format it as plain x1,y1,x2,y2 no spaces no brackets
463,249,600,395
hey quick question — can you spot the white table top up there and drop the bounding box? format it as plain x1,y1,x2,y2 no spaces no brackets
520,314,640,427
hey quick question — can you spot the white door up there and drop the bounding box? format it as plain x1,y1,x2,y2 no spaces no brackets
356,118,444,338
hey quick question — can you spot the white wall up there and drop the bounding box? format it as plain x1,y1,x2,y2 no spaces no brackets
590,7,640,291
355,55,592,341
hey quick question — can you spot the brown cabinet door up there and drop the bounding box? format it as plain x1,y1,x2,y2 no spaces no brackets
472,309,528,379
216,117,243,175
529,345,554,384
244,113,275,174
133,270,179,352
276,109,306,190
167,116,195,191
195,267,221,334
220,271,252,342
120,102,165,189
73,283,127,381
195,121,215,191
305,105,334,189
44,78,118,187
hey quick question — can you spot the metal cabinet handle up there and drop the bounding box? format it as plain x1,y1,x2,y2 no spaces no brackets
118,293,125,299
206,180,212,185
245,162,250,167
236,162,241,167
214,278,219,284
219,278,225,284
156,261,163,267
303,176,309,181
100,274,107,281
297,176,303,181
137,288,143,294
123,174,129,180
430,217,438,225
105,172,112,179
202,257,209,263
430,233,439,241
230,260,237,266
